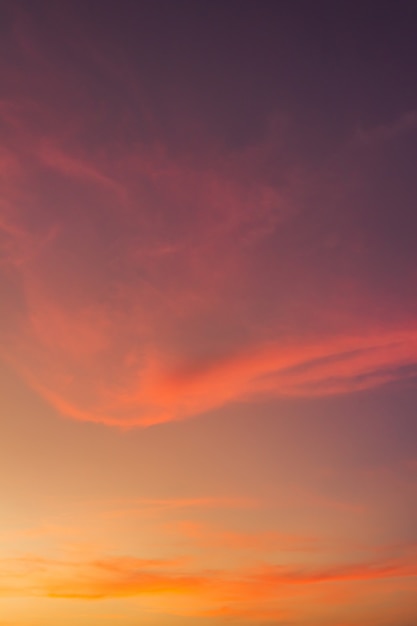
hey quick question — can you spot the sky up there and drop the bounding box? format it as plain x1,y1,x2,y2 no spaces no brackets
1,1,417,624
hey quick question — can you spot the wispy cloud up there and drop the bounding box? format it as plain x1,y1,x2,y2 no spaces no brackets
171,520,319,553
354,110,417,145
97,496,260,520
1,6,417,428
1,547,416,625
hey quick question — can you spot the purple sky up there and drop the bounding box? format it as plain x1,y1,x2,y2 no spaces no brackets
1,2,417,624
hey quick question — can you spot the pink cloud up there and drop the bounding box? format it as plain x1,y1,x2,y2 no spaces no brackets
1,8,417,428
2,128,417,427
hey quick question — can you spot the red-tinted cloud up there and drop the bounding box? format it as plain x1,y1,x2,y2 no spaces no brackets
2,548,417,622
1,7,417,427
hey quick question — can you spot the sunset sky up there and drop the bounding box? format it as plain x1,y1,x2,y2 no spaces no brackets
1,1,417,624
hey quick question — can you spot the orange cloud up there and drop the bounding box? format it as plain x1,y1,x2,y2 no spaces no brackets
97,496,260,521
1,7,417,429
6,285,417,427
173,521,318,553
1,548,417,625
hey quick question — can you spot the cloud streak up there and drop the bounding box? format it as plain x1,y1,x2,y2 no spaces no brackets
1,6,417,428
1,548,416,624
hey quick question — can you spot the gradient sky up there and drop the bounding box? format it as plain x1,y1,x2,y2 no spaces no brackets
1,1,417,625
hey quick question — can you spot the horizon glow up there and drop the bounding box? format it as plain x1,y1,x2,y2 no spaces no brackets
1,2,417,625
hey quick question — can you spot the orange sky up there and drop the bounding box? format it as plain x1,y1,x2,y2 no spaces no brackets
1,2,417,625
